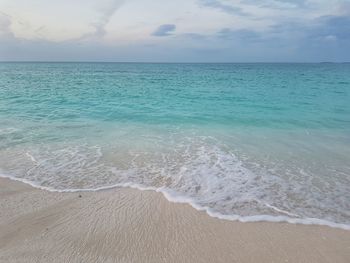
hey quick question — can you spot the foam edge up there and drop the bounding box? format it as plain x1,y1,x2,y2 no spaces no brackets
1,173,349,231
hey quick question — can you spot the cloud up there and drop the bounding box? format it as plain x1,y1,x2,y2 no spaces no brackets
1,0,350,62
182,33,208,40
198,0,249,16
0,12,14,39
217,28,262,42
269,14,350,42
337,1,350,16
82,0,124,39
242,0,306,9
295,16,350,61
275,0,306,7
311,15,350,40
0,0,125,42
152,24,176,36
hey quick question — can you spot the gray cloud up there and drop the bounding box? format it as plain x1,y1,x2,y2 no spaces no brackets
93,0,123,36
182,33,208,40
269,15,350,42
294,16,350,61
152,24,176,36
242,0,306,9
0,12,14,38
311,16,350,40
1,1,350,63
81,0,124,39
198,0,249,16
338,1,350,16
217,28,262,42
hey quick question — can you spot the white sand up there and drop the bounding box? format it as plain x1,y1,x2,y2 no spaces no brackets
0,177,349,263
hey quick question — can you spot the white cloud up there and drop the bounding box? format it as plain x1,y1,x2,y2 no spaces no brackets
1,0,345,42
0,0,349,61
0,11,12,37
0,0,102,41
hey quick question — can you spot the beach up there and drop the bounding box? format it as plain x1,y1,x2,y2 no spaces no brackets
1,177,349,263
2,0,350,261
1,62,350,262
1,63,350,228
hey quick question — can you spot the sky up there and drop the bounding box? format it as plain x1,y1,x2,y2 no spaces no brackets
0,0,349,62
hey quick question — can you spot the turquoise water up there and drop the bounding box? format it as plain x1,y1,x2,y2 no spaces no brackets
0,63,350,228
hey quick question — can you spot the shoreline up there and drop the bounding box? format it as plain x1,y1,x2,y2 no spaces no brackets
1,177,350,262
1,174,349,231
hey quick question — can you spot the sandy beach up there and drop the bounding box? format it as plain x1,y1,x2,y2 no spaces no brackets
0,177,349,263
2,0,350,261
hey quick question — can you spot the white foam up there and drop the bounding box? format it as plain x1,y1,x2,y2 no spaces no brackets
26,152,38,164
1,172,349,231
0,136,349,231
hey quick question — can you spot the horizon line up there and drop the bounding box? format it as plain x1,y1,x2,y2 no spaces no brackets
0,61,349,64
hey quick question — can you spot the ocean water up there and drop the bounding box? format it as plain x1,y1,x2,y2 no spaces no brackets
0,62,349,229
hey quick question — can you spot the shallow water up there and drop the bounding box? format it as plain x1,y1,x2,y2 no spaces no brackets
0,62,349,228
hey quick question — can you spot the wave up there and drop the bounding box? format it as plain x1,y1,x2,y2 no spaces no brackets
1,172,349,231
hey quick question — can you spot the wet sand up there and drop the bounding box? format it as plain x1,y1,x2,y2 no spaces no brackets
0,177,349,263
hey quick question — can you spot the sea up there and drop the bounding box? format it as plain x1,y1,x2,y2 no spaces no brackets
0,62,349,229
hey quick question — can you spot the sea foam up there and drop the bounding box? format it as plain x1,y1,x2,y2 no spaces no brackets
1,172,349,231
1,135,349,231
